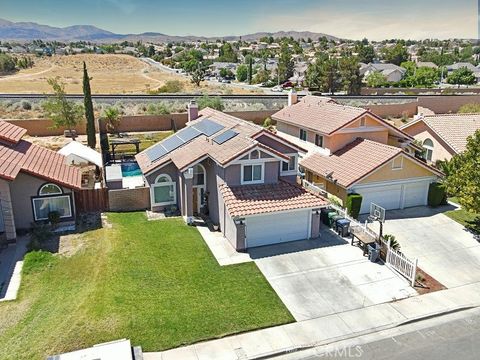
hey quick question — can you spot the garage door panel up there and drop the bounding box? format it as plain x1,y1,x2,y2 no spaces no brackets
246,210,310,248
403,182,429,208
358,185,402,214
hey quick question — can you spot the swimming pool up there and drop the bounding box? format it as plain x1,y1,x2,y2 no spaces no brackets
121,162,142,177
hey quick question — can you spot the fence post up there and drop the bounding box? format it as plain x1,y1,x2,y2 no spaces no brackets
411,258,418,287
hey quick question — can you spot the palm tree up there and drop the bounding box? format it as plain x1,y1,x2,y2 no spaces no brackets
103,107,120,136
383,234,401,251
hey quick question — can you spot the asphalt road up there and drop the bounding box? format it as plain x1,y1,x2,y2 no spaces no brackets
276,307,480,360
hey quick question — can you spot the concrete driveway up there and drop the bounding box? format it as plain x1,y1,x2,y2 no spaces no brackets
367,206,480,289
250,230,416,321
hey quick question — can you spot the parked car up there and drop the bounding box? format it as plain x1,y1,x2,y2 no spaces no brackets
271,85,283,92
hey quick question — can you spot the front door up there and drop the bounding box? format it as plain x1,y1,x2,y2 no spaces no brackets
192,188,198,215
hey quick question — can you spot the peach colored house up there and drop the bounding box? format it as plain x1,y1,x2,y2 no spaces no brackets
401,113,480,163
272,95,441,214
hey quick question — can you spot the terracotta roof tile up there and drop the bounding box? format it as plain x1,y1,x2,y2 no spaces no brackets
421,114,480,154
0,121,81,189
300,139,404,188
219,180,329,217
0,120,27,144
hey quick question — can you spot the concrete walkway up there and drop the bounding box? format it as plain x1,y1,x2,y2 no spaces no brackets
144,282,480,360
0,236,28,301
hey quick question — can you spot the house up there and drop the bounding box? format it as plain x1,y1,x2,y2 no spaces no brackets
289,62,309,85
360,63,407,83
272,94,442,214
416,61,438,69
0,121,82,243
400,113,480,162
135,103,328,250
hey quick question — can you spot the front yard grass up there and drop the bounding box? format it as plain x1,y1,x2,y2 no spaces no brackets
0,213,293,359
444,208,479,234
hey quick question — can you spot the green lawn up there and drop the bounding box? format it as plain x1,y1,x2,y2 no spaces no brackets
0,213,293,359
444,208,479,234
109,131,173,154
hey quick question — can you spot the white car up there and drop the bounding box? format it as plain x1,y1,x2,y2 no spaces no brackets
271,86,283,92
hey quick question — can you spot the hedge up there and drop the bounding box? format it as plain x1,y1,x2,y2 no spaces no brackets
428,182,447,207
346,193,363,219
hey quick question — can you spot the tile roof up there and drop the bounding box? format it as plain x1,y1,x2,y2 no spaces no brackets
0,121,27,144
0,121,82,189
219,180,329,217
136,108,289,175
272,95,367,135
300,139,405,188
421,114,480,154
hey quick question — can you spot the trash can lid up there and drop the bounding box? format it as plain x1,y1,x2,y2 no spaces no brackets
336,218,351,226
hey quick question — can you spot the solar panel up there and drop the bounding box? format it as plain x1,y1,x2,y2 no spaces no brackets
176,126,202,143
146,144,167,162
213,129,239,145
161,135,184,152
193,118,225,137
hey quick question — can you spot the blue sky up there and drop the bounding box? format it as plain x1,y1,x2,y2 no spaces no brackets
0,0,477,40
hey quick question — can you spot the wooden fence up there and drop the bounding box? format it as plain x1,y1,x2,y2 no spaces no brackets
75,188,109,214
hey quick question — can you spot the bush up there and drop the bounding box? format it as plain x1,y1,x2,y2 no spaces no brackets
428,182,447,207
263,117,273,129
21,100,32,110
346,193,362,219
146,103,171,115
196,95,224,111
28,223,53,251
458,103,480,114
156,80,184,93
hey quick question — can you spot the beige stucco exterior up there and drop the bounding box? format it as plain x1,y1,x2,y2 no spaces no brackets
306,171,348,204
357,155,436,185
402,121,455,162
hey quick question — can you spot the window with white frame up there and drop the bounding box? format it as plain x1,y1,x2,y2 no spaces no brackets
151,174,176,206
32,183,72,221
282,155,297,173
299,128,307,141
242,164,263,184
193,165,205,186
360,117,366,127
423,138,434,162
315,134,324,147
392,156,403,170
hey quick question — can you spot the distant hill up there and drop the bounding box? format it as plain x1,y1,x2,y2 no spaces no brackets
0,18,340,43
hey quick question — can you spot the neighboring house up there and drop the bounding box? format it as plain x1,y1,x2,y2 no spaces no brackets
136,104,328,250
272,95,441,214
289,62,308,85
360,63,407,82
0,121,82,243
416,61,438,69
401,113,480,162
209,62,237,77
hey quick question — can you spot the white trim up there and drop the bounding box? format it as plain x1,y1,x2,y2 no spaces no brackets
151,174,177,207
238,206,326,219
241,163,264,185
32,195,72,221
228,146,287,166
144,160,173,177
280,153,298,176
192,164,207,213
39,183,62,196
351,176,437,190
337,126,386,134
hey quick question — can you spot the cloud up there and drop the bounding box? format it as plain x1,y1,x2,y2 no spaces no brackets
104,0,137,15
256,4,476,40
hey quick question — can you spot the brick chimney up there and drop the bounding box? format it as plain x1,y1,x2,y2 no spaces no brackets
187,100,199,122
288,89,298,106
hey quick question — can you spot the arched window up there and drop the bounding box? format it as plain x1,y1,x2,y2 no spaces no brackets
193,164,205,186
152,174,176,206
423,138,434,161
250,150,260,159
39,183,62,196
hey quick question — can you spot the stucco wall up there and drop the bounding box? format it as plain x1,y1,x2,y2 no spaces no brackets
357,155,435,184
256,134,298,154
327,130,389,153
9,172,75,229
306,171,348,204
0,179,16,241
109,187,150,212
145,162,181,211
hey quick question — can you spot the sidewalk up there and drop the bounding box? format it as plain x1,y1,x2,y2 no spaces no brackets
144,282,480,360
0,236,28,302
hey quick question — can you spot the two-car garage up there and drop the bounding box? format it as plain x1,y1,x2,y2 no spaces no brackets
355,179,432,214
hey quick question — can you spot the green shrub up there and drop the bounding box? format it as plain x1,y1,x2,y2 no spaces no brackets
428,182,447,207
22,251,57,274
196,95,224,111
156,80,184,93
346,193,362,219
28,223,52,251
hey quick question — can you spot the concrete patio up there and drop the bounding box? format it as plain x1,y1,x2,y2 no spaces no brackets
0,236,28,301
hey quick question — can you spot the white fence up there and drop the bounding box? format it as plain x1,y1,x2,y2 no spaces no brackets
302,180,418,287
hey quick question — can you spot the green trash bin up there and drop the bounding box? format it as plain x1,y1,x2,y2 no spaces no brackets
328,212,343,228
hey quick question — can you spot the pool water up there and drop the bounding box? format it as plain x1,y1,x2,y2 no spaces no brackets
121,162,142,177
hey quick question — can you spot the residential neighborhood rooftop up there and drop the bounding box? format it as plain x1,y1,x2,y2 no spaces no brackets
219,180,328,217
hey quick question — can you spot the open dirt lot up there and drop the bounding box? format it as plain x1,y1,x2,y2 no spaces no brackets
0,54,254,94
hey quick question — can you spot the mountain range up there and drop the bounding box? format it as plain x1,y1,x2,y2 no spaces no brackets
0,18,339,43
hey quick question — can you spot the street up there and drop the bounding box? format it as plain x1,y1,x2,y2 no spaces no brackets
276,307,480,359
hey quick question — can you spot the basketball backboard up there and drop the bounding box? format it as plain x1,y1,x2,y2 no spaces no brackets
369,203,386,223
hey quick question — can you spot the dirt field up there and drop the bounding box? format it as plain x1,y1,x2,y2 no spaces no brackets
0,54,255,94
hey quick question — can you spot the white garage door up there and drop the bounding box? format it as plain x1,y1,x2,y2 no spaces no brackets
358,184,402,214
246,210,310,248
403,181,429,208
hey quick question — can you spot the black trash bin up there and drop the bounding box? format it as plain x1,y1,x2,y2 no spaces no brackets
336,218,351,237
321,208,336,226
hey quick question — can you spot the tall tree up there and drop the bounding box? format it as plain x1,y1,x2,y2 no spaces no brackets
382,43,409,65
320,58,340,94
190,64,205,87
447,67,476,85
83,62,96,148
277,43,294,84
43,78,83,139
339,57,362,95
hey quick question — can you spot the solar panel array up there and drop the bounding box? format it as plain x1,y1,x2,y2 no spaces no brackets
213,129,239,145
146,118,225,162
